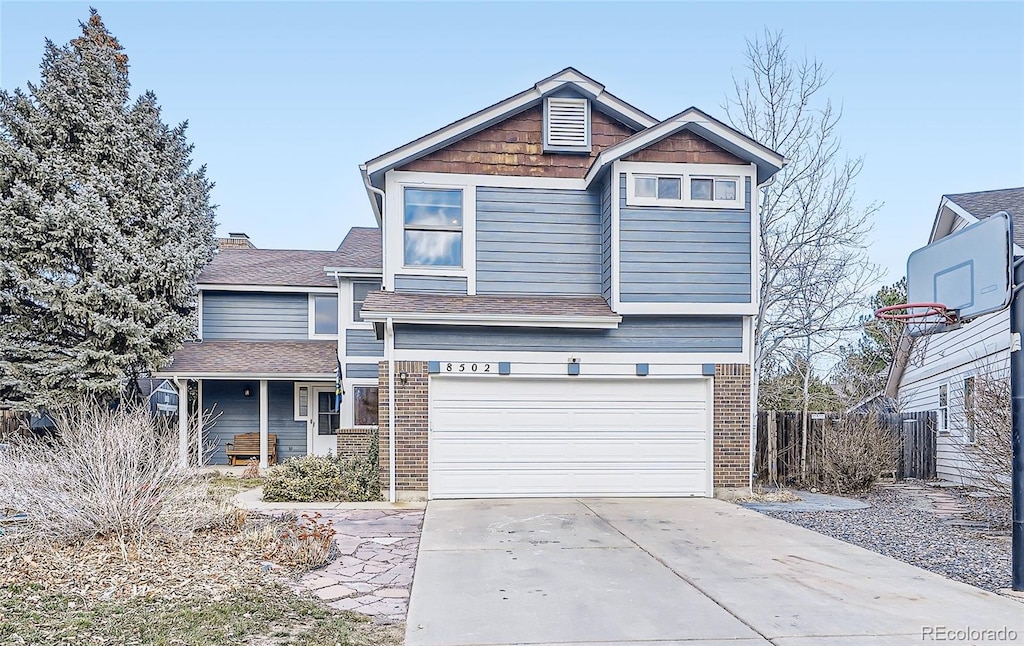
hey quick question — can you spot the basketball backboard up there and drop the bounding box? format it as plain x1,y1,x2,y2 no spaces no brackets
906,211,1013,322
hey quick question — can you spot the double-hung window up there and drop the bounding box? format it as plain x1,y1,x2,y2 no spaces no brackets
403,188,463,267
937,384,949,434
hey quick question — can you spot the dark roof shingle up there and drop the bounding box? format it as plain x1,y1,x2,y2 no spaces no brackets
199,227,381,287
946,187,1024,247
157,340,337,377
361,291,617,318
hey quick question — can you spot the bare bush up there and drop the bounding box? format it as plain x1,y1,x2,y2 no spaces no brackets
242,512,337,570
0,401,224,546
819,415,899,494
960,372,1011,496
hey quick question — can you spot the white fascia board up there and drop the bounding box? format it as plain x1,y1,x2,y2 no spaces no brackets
152,372,335,381
197,283,338,294
585,108,784,187
362,311,622,329
615,302,757,316
324,267,383,278
365,74,657,181
395,349,748,365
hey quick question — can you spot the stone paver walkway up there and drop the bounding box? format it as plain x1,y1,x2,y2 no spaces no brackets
881,481,991,528
292,509,424,623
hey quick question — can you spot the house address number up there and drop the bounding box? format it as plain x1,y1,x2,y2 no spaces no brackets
444,362,492,373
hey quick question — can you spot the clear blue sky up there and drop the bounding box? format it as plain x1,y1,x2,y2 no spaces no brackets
3,1,1022,292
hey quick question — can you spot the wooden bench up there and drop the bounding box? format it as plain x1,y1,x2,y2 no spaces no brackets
225,433,277,466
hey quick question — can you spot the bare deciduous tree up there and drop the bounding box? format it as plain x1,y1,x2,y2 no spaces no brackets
723,30,882,410
955,370,1011,496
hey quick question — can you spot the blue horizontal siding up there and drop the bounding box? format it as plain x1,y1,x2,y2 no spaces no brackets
618,174,753,304
345,363,379,379
394,316,743,353
346,329,384,356
477,187,602,296
394,275,467,295
203,292,308,340
202,380,306,465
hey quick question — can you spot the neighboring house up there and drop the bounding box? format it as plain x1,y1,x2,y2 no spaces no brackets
137,378,179,417
161,68,785,499
886,187,1024,484
154,229,383,465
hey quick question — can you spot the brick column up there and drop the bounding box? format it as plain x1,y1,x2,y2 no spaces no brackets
713,363,752,490
378,360,429,496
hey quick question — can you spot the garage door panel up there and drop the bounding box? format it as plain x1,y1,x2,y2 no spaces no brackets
429,377,711,498
431,435,707,463
430,467,708,498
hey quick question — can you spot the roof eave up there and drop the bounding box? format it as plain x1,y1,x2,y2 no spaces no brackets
361,311,622,329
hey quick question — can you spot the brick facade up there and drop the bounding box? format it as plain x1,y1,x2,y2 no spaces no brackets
398,105,636,178
712,363,753,489
335,427,376,461
377,360,429,495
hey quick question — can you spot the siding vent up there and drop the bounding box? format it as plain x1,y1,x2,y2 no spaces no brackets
544,97,590,151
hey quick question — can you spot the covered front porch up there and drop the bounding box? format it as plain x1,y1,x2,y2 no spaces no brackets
154,339,340,467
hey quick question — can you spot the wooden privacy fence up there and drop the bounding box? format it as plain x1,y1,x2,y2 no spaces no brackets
755,410,937,485
0,409,28,439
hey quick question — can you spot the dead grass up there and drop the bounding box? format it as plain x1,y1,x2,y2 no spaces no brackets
0,582,403,646
736,487,802,503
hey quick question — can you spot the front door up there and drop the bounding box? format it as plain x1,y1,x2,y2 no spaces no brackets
311,387,340,456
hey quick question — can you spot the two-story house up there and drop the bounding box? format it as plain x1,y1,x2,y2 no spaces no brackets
154,229,383,465
359,68,783,501
160,68,784,501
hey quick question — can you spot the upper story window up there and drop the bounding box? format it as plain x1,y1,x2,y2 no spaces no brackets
691,177,738,202
404,188,463,267
625,166,746,209
311,294,338,336
544,96,590,152
352,281,377,322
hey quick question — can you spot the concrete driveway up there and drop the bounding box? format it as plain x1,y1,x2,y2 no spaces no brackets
405,498,1024,646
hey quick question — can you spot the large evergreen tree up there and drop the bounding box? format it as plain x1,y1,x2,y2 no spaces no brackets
0,10,217,412
832,278,907,406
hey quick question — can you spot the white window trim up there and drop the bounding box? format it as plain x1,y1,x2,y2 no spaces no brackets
308,293,340,339
385,171,477,294
348,278,378,331
349,381,380,428
294,382,312,421
621,161,749,210
937,382,949,435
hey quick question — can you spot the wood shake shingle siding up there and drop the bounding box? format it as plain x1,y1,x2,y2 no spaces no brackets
394,316,743,353
203,380,306,464
622,129,748,165
346,329,384,357
476,187,602,295
202,292,308,340
618,175,752,303
394,275,467,295
397,105,636,178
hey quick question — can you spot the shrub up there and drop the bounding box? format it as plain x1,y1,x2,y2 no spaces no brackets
0,401,222,545
261,434,381,503
242,512,337,569
819,415,898,495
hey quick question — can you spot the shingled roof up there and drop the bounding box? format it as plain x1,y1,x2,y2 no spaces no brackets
946,187,1024,247
361,291,618,318
156,340,337,377
198,227,381,287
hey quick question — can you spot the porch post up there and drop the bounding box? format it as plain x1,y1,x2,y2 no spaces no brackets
196,379,204,467
259,379,269,468
177,379,189,467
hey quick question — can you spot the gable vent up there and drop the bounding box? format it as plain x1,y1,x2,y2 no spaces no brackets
544,97,590,151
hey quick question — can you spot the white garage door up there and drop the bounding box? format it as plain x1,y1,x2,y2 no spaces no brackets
429,377,711,498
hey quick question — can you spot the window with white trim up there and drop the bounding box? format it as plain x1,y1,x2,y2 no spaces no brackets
963,376,976,443
294,384,310,420
311,294,338,336
627,170,745,209
937,383,949,434
403,188,463,267
353,386,379,427
352,281,377,322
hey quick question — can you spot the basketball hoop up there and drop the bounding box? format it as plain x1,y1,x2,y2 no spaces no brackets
875,302,958,324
